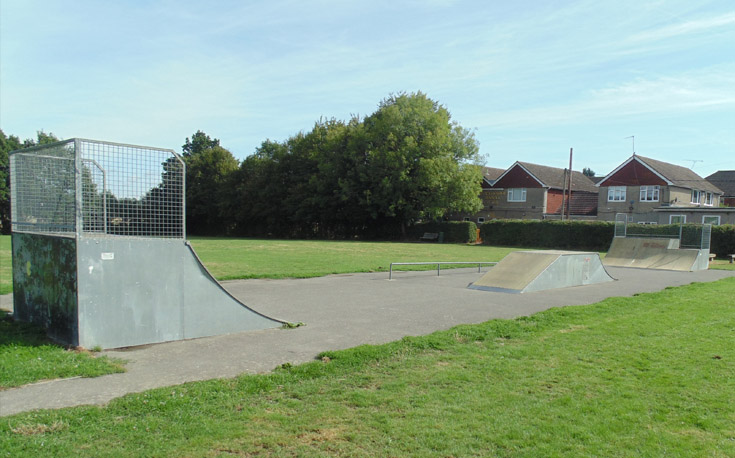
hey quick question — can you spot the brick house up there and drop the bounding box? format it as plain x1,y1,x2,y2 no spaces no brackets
460,162,598,223
596,154,725,224
705,170,735,207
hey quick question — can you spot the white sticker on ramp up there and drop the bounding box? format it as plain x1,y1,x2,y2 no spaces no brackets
101,252,115,260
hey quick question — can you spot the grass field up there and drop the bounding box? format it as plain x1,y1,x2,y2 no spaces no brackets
1,278,734,456
0,315,126,390
187,237,517,280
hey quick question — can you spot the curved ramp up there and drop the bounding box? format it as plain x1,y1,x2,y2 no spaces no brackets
603,237,709,271
469,250,614,294
76,238,285,349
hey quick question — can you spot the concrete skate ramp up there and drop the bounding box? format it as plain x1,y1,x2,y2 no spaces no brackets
75,238,285,349
603,237,709,272
469,250,614,294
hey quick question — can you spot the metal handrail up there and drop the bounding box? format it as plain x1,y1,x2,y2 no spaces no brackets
388,261,497,280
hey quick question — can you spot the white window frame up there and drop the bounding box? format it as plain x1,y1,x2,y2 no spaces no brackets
639,185,659,202
704,192,714,206
607,186,626,202
691,190,701,204
669,214,686,224
507,188,527,202
702,215,720,225
477,217,485,224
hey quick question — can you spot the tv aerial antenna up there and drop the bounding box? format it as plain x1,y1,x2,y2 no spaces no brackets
624,136,635,154
684,159,703,169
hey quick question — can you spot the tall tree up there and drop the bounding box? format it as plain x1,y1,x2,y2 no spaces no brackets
182,131,220,159
357,92,483,235
185,144,239,235
582,167,596,177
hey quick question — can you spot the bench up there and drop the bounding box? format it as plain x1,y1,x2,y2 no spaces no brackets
730,254,735,264
420,232,439,242
709,253,716,263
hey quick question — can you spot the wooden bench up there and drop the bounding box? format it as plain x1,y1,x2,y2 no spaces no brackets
420,232,439,242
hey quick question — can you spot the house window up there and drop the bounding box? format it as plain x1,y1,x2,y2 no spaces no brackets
507,188,526,202
639,185,659,202
463,217,470,222
702,215,720,225
477,217,485,224
607,186,626,202
704,192,714,206
669,215,686,224
691,190,701,204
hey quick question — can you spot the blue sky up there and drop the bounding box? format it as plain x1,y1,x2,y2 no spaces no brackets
1,0,733,178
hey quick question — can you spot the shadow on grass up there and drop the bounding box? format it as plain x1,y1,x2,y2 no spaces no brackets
0,312,55,348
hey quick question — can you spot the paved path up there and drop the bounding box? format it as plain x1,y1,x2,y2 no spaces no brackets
1,267,733,417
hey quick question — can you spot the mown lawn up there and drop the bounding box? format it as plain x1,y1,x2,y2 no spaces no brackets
187,237,516,280
0,314,126,390
0,235,11,295
2,278,734,457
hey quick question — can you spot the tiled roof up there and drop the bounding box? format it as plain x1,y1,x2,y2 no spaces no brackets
516,162,599,193
635,155,722,194
482,167,505,182
705,170,735,197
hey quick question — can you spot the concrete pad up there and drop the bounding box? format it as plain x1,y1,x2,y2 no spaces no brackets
469,250,613,293
1,266,733,417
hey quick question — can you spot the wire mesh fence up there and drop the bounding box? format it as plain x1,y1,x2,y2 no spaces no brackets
612,213,712,249
11,139,185,239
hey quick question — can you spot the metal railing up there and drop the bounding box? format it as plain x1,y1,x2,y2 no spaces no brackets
388,261,497,280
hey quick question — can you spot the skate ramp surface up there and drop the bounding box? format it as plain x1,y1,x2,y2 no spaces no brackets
469,250,614,294
603,237,709,272
74,238,285,349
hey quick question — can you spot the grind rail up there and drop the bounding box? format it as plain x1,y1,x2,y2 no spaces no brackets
389,261,497,280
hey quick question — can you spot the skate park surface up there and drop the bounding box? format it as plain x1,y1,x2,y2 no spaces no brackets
2,265,733,417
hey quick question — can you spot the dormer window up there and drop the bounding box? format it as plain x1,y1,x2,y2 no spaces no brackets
704,192,714,206
691,190,701,204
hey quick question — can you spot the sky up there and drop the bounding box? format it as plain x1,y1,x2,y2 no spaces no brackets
1,0,733,178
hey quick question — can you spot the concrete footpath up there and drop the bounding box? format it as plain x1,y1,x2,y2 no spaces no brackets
1,266,734,417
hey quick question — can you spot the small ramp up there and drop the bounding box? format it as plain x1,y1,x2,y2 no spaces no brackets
468,250,614,294
602,237,709,272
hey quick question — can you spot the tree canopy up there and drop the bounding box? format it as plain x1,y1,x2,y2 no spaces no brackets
226,92,483,238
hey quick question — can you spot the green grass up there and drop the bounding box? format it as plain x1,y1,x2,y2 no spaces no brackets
188,237,516,280
2,278,734,456
0,314,126,390
0,235,11,295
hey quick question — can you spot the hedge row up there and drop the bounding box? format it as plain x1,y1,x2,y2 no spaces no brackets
479,220,614,251
479,220,735,257
411,221,478,244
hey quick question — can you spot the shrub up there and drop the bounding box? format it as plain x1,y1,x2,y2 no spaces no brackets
480,220,614,251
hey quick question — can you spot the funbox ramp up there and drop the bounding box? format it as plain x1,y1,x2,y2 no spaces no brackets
602,237,709,272
12,232,284,349
468,250,614,294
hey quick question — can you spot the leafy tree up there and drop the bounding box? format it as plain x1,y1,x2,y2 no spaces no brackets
185,143,239,235
182,131,220,158
356,92,483,235
583,167,596,177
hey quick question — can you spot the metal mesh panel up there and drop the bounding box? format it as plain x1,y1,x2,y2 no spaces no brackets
10,141,77,235
78,140,184,238
614,213,627,237
10,139,185,239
